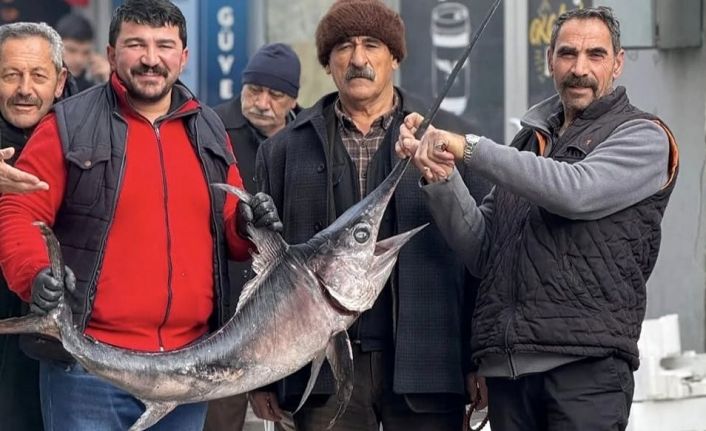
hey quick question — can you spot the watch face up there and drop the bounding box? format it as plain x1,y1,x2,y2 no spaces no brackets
466,134,480,145
464,134,479,162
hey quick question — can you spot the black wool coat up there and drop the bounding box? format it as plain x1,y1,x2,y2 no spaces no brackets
256,88,490,411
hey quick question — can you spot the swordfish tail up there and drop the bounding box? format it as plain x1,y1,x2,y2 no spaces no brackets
0,221,65,339
33,221,65,281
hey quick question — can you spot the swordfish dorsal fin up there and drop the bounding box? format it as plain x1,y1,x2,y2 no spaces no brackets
236,226,288,313
246,224,288,278
210,183,288,314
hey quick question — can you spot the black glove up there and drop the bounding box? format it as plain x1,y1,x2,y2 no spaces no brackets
236,192,283,239
30,266,75,315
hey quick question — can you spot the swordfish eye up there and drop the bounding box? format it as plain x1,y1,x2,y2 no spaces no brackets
353,223,372,244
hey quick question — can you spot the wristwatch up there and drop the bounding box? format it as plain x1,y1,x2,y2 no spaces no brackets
463,134,481,163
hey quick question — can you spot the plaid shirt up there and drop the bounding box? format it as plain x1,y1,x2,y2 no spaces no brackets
334,93,399,196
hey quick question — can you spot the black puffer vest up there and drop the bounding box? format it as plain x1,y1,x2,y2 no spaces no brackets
472,88,678,370
21,82,234,361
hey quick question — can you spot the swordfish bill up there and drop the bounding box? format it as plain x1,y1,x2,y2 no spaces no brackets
0,159,426,430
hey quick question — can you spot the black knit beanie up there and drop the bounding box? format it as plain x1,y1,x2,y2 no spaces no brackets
241,43,301,98
315,0,406,67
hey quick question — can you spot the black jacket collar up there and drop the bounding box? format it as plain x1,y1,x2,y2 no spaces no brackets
292,87,425,130
219,96,249,130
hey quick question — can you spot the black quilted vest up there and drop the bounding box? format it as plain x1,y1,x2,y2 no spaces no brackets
21,82,233,361
472,88,678,370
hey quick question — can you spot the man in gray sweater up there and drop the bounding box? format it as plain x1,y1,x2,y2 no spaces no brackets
397,6,678,431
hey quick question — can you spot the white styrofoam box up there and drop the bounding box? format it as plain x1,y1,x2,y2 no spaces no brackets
634,314,682,400
628,396,706,431
637,314,681,358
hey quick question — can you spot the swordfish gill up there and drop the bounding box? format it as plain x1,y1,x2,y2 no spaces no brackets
0,159,426,430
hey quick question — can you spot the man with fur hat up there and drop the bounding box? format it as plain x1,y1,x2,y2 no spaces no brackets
250,1,489,429
204,42,301,431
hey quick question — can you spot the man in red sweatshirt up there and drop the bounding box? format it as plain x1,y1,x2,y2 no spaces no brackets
0,1,282,430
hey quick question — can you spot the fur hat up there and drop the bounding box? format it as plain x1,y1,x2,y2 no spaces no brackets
241,43,301,98
315,0,406,67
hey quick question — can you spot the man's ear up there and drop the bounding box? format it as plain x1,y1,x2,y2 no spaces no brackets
54,67,68,98
324,64,331,75
107,44,116,71
546,47,554,76
180,47,189,74
612,48,625,80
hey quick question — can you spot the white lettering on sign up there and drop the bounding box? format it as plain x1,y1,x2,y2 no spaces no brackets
218,55,234,75
220,79,234,100
217,6,235,100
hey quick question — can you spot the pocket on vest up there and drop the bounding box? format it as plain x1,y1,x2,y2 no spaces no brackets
554,143,588,163
64,156,108,210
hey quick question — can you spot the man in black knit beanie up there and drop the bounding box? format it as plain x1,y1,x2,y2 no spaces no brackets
205,42,301,431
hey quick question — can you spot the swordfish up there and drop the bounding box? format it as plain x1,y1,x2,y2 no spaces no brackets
0,159,426,430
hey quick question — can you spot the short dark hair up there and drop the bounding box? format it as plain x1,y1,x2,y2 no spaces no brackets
549,6,621,54
55,12,94,42
109,0,187,48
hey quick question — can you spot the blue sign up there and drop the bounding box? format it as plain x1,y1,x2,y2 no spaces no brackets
200,0,249,105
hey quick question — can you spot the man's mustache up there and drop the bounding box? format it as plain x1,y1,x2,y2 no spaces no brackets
248,108,275,119
131,64,168,77
561,74,598,93
345,66,375,81
9,94,41,108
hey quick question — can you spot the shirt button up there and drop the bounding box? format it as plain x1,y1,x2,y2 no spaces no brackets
317,164,325,173
83,160,92,168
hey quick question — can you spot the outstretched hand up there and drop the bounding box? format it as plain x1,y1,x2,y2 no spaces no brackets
0,148,49,194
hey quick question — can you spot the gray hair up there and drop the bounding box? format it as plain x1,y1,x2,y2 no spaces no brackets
550,6,622,54
0,22,64,74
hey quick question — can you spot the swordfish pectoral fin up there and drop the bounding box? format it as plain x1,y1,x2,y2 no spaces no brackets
294,349,327,414
128,400,179,431
324,331,354,430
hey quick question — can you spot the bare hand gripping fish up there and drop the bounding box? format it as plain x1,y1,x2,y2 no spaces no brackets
0,160,426,430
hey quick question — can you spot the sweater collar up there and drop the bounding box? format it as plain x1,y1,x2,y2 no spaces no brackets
292,87,415,130
110,72,200,121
